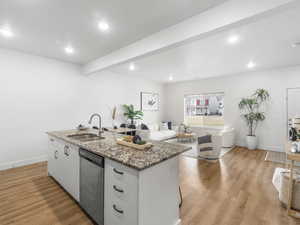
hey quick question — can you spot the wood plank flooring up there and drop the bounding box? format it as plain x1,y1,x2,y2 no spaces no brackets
0,147,299,225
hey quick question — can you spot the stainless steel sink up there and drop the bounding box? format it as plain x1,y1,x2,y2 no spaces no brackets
67,133,105,142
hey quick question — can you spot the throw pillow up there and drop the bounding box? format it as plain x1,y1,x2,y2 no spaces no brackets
141,123,149,130
160,122,169,131
167,121,172,130
198,135,213,152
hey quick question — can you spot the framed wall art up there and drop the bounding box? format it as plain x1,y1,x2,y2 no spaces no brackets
140,92,159,111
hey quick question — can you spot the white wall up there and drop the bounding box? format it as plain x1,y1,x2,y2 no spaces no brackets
164,65,300,152
80,71,164,127
0,48,163,170
2,46,298,170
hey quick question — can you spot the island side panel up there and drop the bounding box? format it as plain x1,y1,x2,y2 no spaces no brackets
138,156,181,225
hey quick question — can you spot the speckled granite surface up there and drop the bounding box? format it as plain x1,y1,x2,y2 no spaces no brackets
47,129,191,170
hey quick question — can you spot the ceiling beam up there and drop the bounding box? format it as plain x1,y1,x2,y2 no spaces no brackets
83,0,296,75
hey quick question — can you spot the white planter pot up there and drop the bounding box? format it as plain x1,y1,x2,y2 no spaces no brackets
246,136,258,150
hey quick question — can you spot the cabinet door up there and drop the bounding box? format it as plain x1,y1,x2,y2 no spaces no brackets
47,137,80,202
47,137,61,181
61,143,80,202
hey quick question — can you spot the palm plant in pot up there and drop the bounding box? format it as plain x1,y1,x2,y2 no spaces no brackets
123,104,143,125
238,89,270,150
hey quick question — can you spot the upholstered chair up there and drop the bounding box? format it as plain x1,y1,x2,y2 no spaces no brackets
198,134,222,161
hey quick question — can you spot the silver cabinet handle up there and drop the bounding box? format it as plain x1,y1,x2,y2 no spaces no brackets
54,150,58,159
64,145,70,156
113,168,124,175
113,204,124,214
113,185,124,193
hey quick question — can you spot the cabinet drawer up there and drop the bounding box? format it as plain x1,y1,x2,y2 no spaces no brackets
106,199,136,225
111,166,128,183
107,159,138,185
111,181,128,201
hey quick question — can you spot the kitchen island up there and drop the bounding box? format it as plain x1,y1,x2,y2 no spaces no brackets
47,129,191,225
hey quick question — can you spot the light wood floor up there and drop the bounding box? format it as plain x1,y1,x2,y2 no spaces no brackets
0,147,299,225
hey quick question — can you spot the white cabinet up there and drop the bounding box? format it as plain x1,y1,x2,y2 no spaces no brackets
61,142,80,201
105,159,139,225
105,157,181,225
48,135,181,225
48,137,62,182
47,136,80,202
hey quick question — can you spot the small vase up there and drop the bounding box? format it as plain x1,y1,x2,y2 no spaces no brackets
246,135,258,150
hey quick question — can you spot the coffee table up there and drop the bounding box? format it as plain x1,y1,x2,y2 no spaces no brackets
177,132,196,143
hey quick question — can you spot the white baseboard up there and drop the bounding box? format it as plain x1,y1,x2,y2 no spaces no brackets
0,162,12,171
259,145,284,152
174,219,182,225
236,140,283,152
0,155,48,171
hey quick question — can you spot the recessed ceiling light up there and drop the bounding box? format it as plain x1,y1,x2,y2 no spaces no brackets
129,63,136,71
98,21,110,32
227,35,240,44
64,46,74,55
0,26,14,38
247,61,256,69
169,75,174,81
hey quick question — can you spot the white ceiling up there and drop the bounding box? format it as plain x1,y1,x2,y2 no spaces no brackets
110,4,300,83
0,0,227,64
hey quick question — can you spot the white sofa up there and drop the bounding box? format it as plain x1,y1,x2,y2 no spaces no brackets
221,126,235,148
137,122,235,146
137,123,177,141
190,125,235,148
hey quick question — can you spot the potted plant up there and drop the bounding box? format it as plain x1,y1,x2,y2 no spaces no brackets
123,104,144,125
238,89,270,150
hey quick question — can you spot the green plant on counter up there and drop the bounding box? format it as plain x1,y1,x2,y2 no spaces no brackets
123,104,143,125
238,89,270,136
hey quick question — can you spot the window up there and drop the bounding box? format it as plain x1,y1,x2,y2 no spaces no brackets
184,93,224,126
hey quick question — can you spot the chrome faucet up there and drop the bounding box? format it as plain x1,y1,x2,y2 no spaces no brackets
88,113,103,137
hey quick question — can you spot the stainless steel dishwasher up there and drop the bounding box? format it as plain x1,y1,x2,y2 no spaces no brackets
79,148,104,225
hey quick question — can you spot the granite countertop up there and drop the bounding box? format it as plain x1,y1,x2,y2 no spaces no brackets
47,129,191,171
